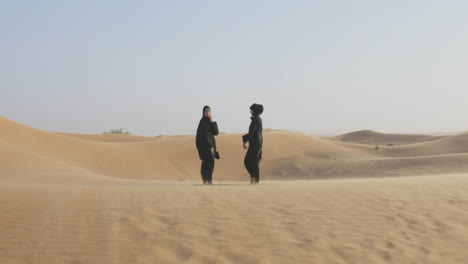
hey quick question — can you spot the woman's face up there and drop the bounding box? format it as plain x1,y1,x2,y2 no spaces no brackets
250,109,253,116
204,108,211,118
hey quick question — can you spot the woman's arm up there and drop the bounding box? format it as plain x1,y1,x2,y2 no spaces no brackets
210,122,219,136
242,118,258,144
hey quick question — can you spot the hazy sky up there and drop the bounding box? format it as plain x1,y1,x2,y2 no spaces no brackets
1,0,467,136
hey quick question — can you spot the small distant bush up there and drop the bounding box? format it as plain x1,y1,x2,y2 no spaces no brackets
103,129,130,135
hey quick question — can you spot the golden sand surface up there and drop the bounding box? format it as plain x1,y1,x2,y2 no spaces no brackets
1,116,468,263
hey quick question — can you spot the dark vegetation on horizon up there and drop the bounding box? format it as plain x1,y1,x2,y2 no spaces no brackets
102,129,130,135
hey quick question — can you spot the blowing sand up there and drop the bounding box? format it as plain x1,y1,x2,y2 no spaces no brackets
2,176,468,264
1,116,468,263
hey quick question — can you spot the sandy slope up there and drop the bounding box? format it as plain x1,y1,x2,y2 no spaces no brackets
1,176,468,264
58,132,161,143
329,129,446,146
2,116,468,181
1,116,468,263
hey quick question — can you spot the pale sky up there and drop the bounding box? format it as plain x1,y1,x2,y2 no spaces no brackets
1,0,467,136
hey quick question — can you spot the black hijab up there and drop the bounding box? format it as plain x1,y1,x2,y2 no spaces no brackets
202,105,211,123
250,103,264,116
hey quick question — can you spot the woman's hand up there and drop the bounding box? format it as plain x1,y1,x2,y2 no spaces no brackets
243,143,247,150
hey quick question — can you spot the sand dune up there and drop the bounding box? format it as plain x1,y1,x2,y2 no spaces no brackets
377,131,468,157
1,116,468,263
330,129,446,145
2,116,468,181
58,132,162,143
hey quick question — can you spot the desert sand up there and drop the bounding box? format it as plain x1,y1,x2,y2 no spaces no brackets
1,116,468,263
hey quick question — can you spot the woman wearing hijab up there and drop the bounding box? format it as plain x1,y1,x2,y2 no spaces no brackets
196,105,219,185
242,103,263,184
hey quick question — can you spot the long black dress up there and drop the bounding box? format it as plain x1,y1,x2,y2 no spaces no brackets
196,116,219,183
242,115,263,183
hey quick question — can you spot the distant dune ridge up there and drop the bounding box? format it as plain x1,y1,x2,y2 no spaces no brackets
2,116,468,264
329,129,446,145
1,116,468,182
